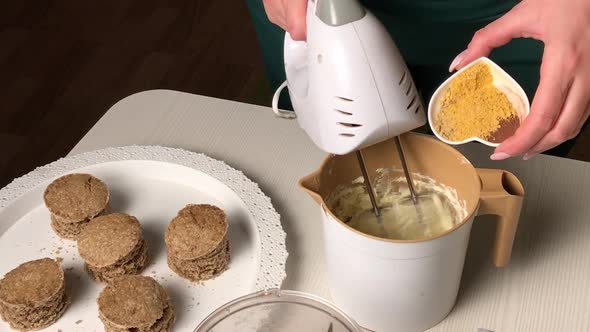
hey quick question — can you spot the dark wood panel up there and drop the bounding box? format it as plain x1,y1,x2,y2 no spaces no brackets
0,0,270,187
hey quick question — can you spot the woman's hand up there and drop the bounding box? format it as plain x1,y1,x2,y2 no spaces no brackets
262,0,308,40
450,0,590,160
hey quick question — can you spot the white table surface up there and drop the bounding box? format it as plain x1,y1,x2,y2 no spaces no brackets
70,90,590,332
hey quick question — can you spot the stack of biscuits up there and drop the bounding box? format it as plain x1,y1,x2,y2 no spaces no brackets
77,212,150,283
0,258,68,331
98,275,175,332
165,204,230,281
44,173,110,240
1,169,237,331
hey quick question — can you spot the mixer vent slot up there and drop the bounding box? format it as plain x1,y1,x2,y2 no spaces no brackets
338,122,362,128
406,95,417,110
398,71,407,85
339,133,355,137
406,82,413,96
335,96,353,102
335,109,353,116
414,104,422,114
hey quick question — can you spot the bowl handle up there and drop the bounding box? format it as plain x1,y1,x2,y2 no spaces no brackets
476,168,525,267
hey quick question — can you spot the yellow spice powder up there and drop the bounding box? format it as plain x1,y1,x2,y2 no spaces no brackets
434,63,518,141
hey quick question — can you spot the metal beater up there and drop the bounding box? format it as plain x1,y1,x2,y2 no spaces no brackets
356,136,421,219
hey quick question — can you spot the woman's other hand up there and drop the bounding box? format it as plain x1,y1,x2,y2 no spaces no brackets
450,0,590,160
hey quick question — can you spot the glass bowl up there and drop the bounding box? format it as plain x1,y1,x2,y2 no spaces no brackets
194,288,364,332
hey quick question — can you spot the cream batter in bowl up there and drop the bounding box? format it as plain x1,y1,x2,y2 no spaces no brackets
326,168,467,241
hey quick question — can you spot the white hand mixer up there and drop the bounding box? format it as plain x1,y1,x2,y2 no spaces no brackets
272,0,427,218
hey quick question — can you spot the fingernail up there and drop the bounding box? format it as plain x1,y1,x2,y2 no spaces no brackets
449,50,468,72
523,153,538,161
490,152,511,161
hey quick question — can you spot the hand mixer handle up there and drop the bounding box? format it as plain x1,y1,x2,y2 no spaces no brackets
271,33,307,119
271,2,315,119
272,0,365,119
283,32,309,101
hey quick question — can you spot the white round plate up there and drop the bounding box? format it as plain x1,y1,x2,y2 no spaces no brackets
0,146,288,332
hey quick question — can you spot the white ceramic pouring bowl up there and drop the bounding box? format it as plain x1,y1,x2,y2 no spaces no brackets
428,57,531,147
